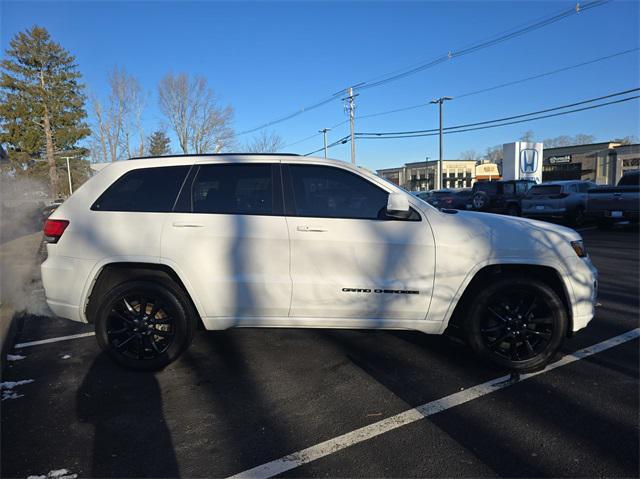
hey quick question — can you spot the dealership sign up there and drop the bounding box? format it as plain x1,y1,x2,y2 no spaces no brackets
502,141,543,183
548,155,572,164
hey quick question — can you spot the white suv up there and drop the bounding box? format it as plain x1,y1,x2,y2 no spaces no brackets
41,154,598,371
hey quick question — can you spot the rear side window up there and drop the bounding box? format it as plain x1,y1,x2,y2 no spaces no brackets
475,182,498,193
528,185,561,196
288,164,388,219
190,163,274,215
92,166,190,212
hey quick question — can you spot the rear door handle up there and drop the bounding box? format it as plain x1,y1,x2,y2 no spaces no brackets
172,221,204,228
297,225,328,232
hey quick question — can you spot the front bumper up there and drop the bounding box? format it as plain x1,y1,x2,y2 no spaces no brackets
562,256,598,332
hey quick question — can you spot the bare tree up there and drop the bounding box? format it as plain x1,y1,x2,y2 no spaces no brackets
520,130,535,142
158,73,234,154
543,133,595,148
459,149,480,162
245,130,285,153
482,145,502,163
91,67,145,162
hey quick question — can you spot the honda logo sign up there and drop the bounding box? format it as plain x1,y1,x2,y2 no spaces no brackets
520,148,539,174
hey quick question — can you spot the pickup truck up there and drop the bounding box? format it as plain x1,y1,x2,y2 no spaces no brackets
586,170,640,229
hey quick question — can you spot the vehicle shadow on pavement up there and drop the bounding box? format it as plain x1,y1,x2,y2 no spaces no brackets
76,353,179,478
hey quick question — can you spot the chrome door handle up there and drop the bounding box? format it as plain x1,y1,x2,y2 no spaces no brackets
172,221,204,228
297,225,328,232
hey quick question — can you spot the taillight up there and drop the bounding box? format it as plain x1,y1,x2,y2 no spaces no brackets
43,219,69,243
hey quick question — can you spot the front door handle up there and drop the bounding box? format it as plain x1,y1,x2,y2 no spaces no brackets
297,225,328,232
172,221,204,228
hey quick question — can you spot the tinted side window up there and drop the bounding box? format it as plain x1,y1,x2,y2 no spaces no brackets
515,182,529,194
288,165,388,219
568,184,579,193
503,183,515,195
92,166,190,212
191,163,274,215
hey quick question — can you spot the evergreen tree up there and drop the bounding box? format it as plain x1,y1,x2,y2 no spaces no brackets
0,26,90,196
147,130,171,156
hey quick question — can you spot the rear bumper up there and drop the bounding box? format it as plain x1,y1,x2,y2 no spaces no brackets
522,207,567,218
41,254,95,323
586,210,639,222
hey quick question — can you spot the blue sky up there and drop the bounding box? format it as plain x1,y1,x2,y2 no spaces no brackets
2,1,639,171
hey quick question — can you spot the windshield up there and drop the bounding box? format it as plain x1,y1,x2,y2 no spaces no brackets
618,173,640,186
527,185,562,196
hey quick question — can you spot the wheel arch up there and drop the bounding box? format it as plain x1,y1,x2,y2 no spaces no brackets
84,261,204,326
444,263,573,338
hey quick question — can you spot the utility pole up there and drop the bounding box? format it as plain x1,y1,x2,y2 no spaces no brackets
319,128,330,158
424,156,430,191
430,96,453,190
61,156,74,195
343,87,359,165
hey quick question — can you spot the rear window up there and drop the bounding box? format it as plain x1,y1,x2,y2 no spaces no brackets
527,185,562,196
474,182,498,193
92,166,190,212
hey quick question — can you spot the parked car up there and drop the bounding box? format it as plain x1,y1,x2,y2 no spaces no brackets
521,180,596,226
41,198,64,221
470,179,536,215
415,188,471,210
586,170,640,229
41,154,597,372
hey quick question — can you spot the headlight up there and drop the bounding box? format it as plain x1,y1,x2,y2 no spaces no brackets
571,240,587,258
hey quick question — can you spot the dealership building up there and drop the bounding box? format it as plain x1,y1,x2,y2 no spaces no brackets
377,159,477,191
542,142,640,184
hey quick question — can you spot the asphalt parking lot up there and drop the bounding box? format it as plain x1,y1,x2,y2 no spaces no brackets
1,226,638,478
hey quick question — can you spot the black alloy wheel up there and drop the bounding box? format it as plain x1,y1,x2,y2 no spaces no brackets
106,294,175,361
466,277,567,371
95,280,195,370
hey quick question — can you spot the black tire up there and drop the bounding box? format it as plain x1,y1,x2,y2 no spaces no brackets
569,207,585,227
95,279,196,371
507,203,521,216
597,218,614,230
471,192,489,211
465,277,567,372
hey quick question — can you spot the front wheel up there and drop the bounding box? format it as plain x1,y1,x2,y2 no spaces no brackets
95,280,196,371
465,277,567,372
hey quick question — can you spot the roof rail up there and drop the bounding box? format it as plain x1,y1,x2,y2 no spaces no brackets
128,152,302,160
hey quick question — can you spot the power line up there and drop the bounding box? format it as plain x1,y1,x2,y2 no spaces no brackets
355,95,639,139
358,88,640,137
356,47,638,121
354,0,609,92
237,0,609,136
284,44,635,149
304,135,350,156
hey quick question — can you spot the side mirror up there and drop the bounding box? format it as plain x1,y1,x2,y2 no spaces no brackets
386,192,411,219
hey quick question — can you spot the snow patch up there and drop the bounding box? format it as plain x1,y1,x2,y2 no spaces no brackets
7,354,26,361
27,469,77,479
1,379,34,401
61,354,71,360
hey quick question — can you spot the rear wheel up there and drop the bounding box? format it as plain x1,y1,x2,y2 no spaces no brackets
465,277,567,372
597,218,614,230
568,207,585,227
471,192,489,211
95,280,196,371
507,203,521,216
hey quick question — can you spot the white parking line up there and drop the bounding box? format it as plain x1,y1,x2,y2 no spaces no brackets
228,328,640,479
14,332,95,349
